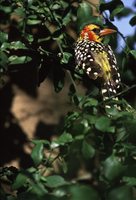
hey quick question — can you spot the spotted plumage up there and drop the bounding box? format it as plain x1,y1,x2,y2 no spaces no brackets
74,24,121,102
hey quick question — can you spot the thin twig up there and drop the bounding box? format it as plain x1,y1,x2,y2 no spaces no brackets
116,84,136,97
103,84,136,104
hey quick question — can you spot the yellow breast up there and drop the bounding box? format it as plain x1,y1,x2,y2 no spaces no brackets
92,51,111,81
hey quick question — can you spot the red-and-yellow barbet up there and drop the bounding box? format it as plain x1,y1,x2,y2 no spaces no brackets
74,24,121,106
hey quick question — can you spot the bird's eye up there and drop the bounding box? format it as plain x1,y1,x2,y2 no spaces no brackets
92,28,100,34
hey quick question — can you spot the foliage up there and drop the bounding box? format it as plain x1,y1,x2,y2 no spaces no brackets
0,0,136,199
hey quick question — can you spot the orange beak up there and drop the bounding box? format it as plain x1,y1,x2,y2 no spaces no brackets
100,28,116,37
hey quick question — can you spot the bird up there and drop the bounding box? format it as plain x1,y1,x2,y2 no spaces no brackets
74,24,121,106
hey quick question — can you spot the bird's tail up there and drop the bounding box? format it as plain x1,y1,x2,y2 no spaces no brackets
101,80,119,109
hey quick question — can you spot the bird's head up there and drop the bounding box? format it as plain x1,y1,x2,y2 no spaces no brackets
80,24,116,43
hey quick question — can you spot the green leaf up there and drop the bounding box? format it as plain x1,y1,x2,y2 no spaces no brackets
107,185,134,200
13,7,25,19
28,15,38,19
51,3,61,10
129,50,136,59
52,133,73,148
29,182,48,197
77,2,103,32
1,41,27,50
82,140,95,159
65,112,80,123
8,56,32,65
10,41,27,49
0,6,11,13
100,0,124,21
59,1,69,9
59,133,73,144
95,116,111,132
26,34,34,43
12,173,27,190
129,15,136,26
61,159,68,174
31,142,44,166
0,32,8,44
27,19,41,25
53,188,67,198
0,51,8,69
107,126,115,133
61,52,72,64
72,121,89,136
1,42,10,50
103,35,111,45
32,139,50,146
117,8,133,19
69,185,100,200
116,127,127,142
110,4,124,20
46,175,68,188
53,68,65,93
81,98,98,108
123,177,136,186
101,154,126,181
54,78,64,93
63,12,71,26
72,94,81,106
106,106,119,117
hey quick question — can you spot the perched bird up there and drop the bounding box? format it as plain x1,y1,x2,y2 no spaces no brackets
74,24,121,104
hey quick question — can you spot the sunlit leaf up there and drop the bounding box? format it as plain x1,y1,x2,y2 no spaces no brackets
61,52,72,64
8,56,32,65
123,176,136,186
0,32,8,44
1,41,27,50
0,6,11,13
27,19,41,25
53,132,73,146
129,50,136,59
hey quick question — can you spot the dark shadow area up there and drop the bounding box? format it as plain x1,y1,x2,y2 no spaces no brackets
9,49,40,97
0,82,33,168
34,121,57,141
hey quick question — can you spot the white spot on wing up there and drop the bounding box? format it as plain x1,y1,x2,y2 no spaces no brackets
87,67,91,72
113,89,116,93
94,72,98,76
102,89,107,94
